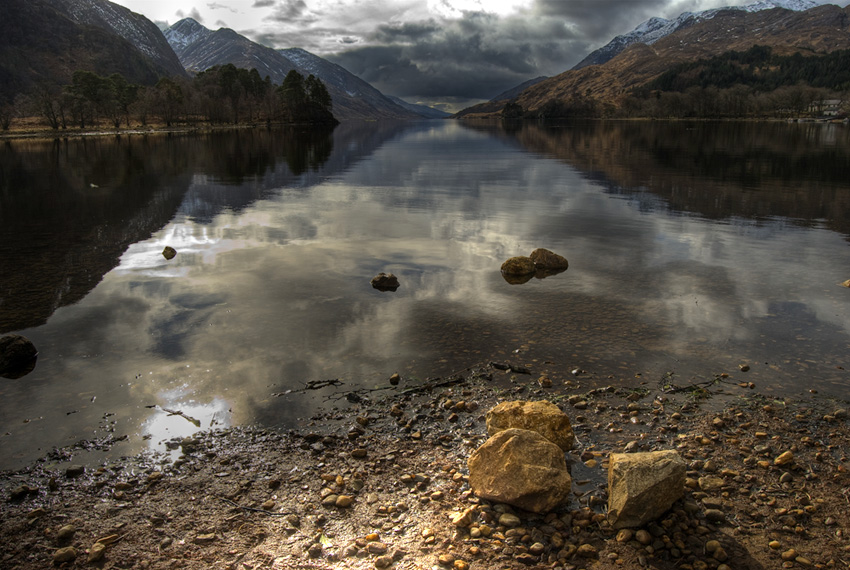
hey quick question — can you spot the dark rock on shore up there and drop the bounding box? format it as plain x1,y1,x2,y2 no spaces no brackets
0,334,38,378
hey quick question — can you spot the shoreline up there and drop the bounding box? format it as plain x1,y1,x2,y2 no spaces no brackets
3,115,847,142
2,362,849,569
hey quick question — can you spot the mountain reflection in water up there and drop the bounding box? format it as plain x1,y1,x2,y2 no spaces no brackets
0,120,848,470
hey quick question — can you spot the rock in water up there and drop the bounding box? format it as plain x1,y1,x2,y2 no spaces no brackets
0,334,38,378
607,450,686,529
529,248,569,270
486,400,575,451
162,246,177,260
500,256,536,276
468,428,571,513
371,272,400,291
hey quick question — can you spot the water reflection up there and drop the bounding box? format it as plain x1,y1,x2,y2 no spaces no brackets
1,120,849,470
476,120,850,235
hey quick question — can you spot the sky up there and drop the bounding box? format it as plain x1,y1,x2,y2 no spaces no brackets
111,0,846,111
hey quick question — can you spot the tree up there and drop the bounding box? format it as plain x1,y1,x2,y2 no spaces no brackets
278,71,336,124
108,74,138,127
501,100,524,119
154,77,184,127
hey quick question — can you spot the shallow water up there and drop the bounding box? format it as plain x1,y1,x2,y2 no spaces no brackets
1,120,849,469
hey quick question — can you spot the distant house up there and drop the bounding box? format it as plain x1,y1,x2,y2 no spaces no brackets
809,99,844,117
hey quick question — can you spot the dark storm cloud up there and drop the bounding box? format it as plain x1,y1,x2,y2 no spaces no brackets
327,6,609,102
253,0,798,109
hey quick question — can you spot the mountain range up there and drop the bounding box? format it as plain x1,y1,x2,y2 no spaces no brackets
571,0,819,70
457,1,850,118
162,18,427,121
2,0,847,121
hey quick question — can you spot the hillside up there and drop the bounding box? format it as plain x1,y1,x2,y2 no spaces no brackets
571,0,818,70
458,4,850,118
0,0,186,105
164,19,422,121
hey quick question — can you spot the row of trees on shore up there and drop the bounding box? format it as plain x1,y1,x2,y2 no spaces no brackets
0,64,336,131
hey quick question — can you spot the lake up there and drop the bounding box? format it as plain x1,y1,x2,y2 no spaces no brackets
1,119,849,470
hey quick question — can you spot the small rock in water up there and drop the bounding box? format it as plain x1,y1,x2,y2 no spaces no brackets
162,246,177,260
371,273,399,291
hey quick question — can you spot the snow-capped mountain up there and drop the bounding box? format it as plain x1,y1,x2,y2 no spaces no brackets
162,17,211,53
163,19,426,120
572,0,818,69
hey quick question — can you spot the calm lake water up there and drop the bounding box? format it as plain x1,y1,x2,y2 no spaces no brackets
1,120,849,470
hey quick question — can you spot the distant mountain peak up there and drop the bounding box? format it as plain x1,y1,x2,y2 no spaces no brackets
163,17,212,52
572,0,818,70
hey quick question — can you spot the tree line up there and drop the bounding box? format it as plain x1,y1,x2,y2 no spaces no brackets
1,64,336,131
501,46,849,121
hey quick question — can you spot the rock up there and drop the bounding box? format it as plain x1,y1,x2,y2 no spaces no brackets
389,373,400,385
607,450,686,529
500,256,536,276
498,513,521,528
162,246,177,260
371,273,399,291
450,506,477,527
774,451,794,466
65,465,85,478
842,279,850,288
57,524,76,540
53,547,77,564
705,509,726,523
468,428,571,514
529,248,569,270
9,485,38,501
374,555,393,568
194,533,216,544
88,541,107,562
0,334,38,378
485,400,575,451
335,495,353,507
576,544,598,558
698,476,724,492
514,553,538,565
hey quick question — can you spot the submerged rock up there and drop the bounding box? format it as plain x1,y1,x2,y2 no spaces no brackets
486,400,575,451
371,272,400,291
607,450,686,529
162,246,177,260
468,428,571,513
0,334,38,379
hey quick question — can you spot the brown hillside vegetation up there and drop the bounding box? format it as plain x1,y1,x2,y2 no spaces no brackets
460,4,850,118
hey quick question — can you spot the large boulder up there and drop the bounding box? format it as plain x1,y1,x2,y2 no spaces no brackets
468,428,571,513
0,334,38,378
529,248,568,270
486,400,575,451
607,450,686,529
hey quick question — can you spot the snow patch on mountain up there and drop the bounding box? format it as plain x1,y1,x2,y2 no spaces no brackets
163,18,211,53
572,0,818,70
